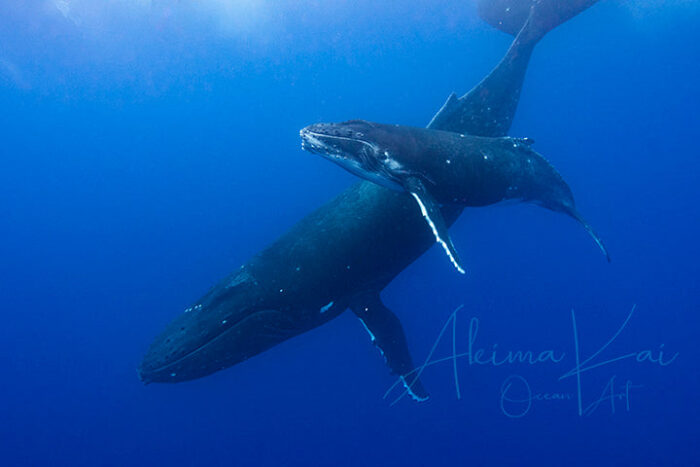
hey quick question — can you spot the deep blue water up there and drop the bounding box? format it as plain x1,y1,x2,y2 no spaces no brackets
1,1,698,466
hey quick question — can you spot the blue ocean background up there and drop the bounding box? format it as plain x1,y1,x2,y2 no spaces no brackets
1,1,698,465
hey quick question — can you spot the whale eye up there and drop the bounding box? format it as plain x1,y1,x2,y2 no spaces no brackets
379,150,390,161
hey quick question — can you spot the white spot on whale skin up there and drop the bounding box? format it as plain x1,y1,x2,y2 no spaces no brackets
227,268,252,289
320,301,334,314
387,159,403,171
358,314,385,359
358,318,376,342
400,376,429,402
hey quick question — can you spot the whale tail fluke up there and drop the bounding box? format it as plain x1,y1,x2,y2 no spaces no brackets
567,208,611,262
477,0,599,42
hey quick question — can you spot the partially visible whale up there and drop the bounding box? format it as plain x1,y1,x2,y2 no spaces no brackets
300,120,609,274
139,0,600,400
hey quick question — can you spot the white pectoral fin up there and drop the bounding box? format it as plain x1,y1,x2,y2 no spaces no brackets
404,177,465,275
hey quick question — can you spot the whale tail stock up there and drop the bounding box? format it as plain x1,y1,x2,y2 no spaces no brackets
428,0,599,137
477,0,600,43
473,0,610,263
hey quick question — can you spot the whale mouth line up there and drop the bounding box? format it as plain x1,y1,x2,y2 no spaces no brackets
139,310,268,382
300,129,377,158
301,127,405,191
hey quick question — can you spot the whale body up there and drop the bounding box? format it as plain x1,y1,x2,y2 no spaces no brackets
139,0,601,400
301,121,609,274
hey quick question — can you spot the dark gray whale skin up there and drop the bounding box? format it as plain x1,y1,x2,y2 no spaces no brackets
302,124,569,209
301,121,610,273
138,0,598,399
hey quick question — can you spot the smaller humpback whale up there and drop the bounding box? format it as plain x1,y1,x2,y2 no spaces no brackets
301,120,609,274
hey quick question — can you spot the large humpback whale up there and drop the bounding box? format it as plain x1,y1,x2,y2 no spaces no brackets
300,121,609,274
139,0,600,401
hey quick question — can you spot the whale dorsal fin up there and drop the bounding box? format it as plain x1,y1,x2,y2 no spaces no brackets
403,177,466,275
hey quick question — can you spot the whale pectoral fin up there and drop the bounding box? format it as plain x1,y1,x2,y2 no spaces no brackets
403,177,466,275
351,294,429,402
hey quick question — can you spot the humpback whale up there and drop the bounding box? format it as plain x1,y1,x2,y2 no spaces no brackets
300,121,609,274
139,0,600,401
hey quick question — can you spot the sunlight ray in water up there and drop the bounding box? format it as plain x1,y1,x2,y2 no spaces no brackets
0,0,695,464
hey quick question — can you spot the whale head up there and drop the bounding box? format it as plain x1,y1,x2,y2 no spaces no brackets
138,268,305,384
300,120,412,191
